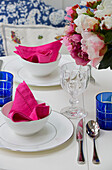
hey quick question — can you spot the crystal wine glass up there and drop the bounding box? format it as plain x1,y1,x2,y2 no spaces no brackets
60,62,90,119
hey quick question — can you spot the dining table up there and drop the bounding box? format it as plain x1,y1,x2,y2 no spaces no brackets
0,54,111,170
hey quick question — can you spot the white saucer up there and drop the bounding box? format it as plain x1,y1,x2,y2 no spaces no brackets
0,111,74,152
3,55,75,87
3,58,61,87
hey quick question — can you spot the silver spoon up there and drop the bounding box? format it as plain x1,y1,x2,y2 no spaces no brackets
86,120,100,164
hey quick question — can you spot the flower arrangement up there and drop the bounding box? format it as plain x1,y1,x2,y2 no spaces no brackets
63,0,112,69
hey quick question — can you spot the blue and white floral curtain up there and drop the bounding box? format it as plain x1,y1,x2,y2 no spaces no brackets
0,0,67,56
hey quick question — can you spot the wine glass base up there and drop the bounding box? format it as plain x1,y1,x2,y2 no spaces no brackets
60,106,87,119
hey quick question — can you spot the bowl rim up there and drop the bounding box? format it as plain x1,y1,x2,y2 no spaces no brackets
1,100,52,124
20,53,61,65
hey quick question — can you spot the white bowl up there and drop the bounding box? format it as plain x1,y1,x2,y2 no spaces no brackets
20,54,61,77
1,101,52,136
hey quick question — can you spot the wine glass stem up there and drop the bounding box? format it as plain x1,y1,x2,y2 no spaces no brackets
69,96,79,112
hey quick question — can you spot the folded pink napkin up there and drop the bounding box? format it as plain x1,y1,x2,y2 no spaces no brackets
14,40,62,63
8,81,50,122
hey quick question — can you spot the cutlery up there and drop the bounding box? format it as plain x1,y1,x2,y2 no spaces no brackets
86,120,100,164
76,118,85,164
0,60,3,71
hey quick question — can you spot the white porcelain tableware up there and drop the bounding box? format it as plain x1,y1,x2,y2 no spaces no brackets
1,100,52,136
3,54,75,86
20,54,61,77
0,111,74,152
3,57,61,86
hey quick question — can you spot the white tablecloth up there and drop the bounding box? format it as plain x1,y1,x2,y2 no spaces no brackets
0,55,111,170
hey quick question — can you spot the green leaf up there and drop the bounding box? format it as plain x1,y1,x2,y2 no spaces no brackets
98,48,112,69
104,31,112,44
92,3,97,9
83,9,94,17
88,2,101,9
87,8,94,16
93,24,100,32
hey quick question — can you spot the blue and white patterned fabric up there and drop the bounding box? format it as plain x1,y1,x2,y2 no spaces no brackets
0,34,5,56
0,0,67,56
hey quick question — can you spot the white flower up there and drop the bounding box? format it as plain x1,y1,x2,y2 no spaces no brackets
100,15,112,29
74,14,98,33
102,0,112,8
76,8,86,15
95,8,112,18
95,0,112,18
97,3,103,10
80,0,98,6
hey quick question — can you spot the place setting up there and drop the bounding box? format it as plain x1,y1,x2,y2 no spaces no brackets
0,80,74,152
0,33,80,153
3,56,61,87
2,40,74,87
0,42,90,154
0,56,102,160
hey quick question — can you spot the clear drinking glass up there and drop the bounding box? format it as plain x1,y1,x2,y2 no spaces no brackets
60,62,89,119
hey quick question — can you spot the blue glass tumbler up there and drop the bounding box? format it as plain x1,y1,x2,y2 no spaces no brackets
0,71,13,107
96,92,112,130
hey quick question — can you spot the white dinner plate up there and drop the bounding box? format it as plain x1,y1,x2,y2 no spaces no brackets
0,111,74,152
3,58,61,86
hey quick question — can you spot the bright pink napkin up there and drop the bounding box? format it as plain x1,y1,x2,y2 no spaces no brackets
14,40,62,63
8,81,50,122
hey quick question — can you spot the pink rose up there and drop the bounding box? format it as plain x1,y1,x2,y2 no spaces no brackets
65,7,73,21
71,50,90,66
65,7,73,15
64,23,76,36
63,36,72,52
65,5,79,22
63,34,90,66
81,31,106,67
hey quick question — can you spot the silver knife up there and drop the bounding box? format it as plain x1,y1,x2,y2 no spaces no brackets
76,118,85,164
